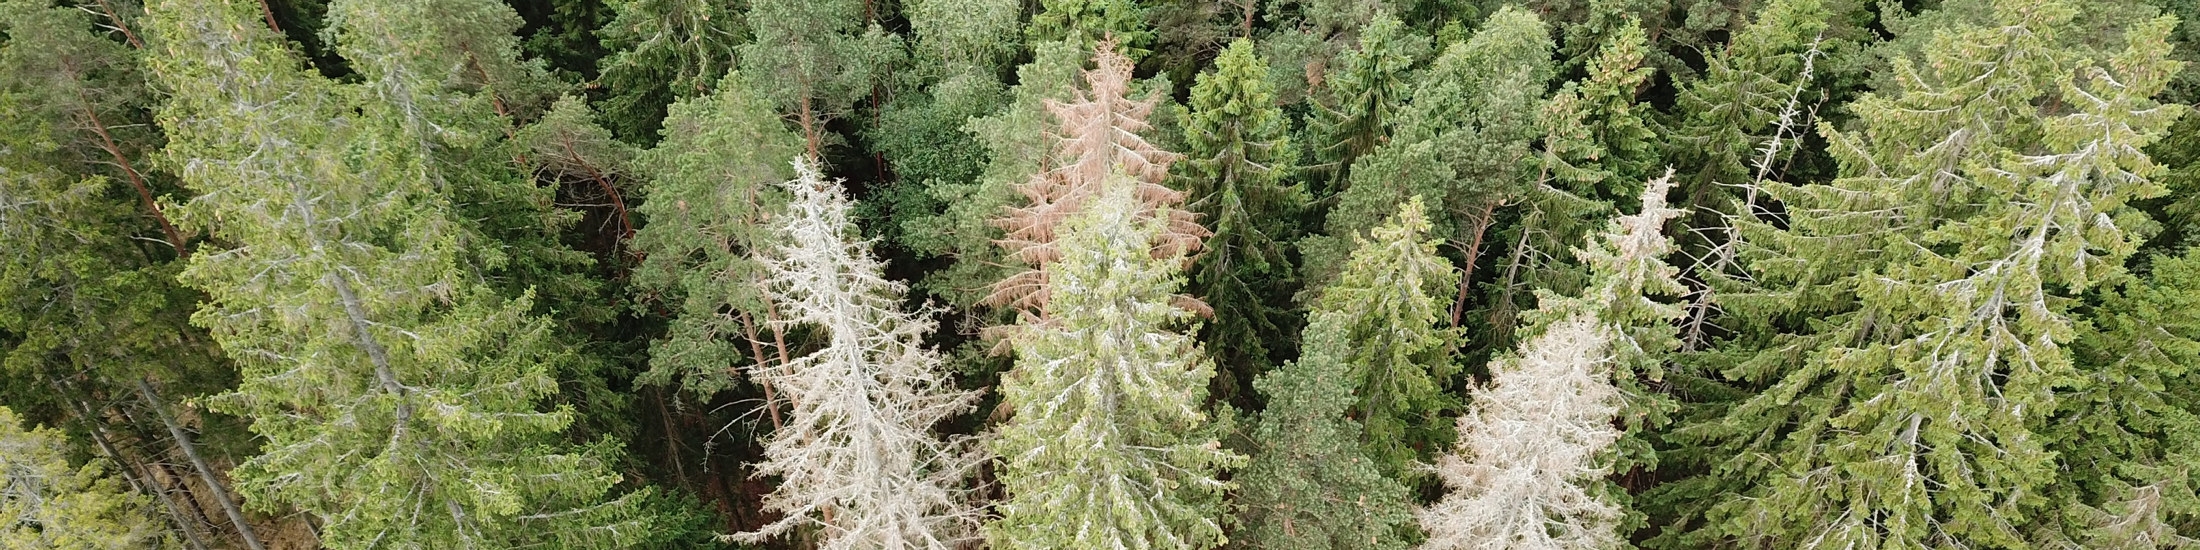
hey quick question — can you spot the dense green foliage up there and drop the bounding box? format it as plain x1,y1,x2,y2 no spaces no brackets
4,0,2196,547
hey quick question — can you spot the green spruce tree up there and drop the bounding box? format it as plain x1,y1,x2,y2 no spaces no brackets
1481,18,1657,346
1228,202,1450,550
2044,244,2200,547
1313,195,1463,481
146,0,643,546
1178,38,1306,405
986,176,1242,550
1681,1,2187,546
594,0,745,141
1309,13,1424,189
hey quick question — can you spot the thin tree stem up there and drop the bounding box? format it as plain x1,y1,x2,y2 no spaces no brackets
137,377,268,550
51,377,211,550
77,97,187,256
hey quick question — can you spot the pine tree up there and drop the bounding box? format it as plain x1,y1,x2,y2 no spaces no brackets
1313,196,1463,481
1306,5,1554,315
986,177,1242,550
1420,171,1684,550
628,72,806,399
1026,0,1153,57
0,4,268,547
737,0,900,158
735,159,983,549
514,95,643,249
0,0,182,255
1178,38,1305,405
146,0,643,546
907,0,1022,77
0,406,175,550
1683,1,2188,546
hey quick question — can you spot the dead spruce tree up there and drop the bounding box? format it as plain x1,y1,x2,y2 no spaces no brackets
1421,171,1684,550
985,39,1208,320
735,159,982,549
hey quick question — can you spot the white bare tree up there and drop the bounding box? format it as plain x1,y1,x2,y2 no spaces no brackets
1420,172,1685,550
735,158,984,549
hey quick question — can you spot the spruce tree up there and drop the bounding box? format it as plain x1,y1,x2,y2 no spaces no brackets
736,160,983,549
1178,38,1305,404
0,406,175,550
987,177,1241,550
985,42,1206,318
2044,245,2200,547
1229,203,1448,550
1683,1,2188,546
1664,0,1835,350
1481,18,1657,345
1313,196,1463,481
594,0,744,141
2035,17,2198,547
1026,0,1152,56
628,72,805,399
1420,172,1684,550
146,0,642,546
893,40,1087,313
1309,13,1424,189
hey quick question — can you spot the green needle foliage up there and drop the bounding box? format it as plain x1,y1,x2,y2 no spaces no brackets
595,0,746,142
1480,18,1657,347
1312,196,1463,482
737,0,899,158
2046,245,2200,547
7,0,2200,546
987,176,1242,550
1231,311,1418,550
1179,38,1305,405
628,72,805,398
145,0,643,546
1309,14,1424,189
1681,1,2189,546
1,406,175,550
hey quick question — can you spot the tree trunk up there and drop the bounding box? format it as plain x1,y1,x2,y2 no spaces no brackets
75,94,187,256
90,0,145,49
52,378,212,550
1449,199,1501,327
136,377,269,550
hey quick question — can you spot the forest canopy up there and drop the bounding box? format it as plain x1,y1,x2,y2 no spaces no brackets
2,0,2197,548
